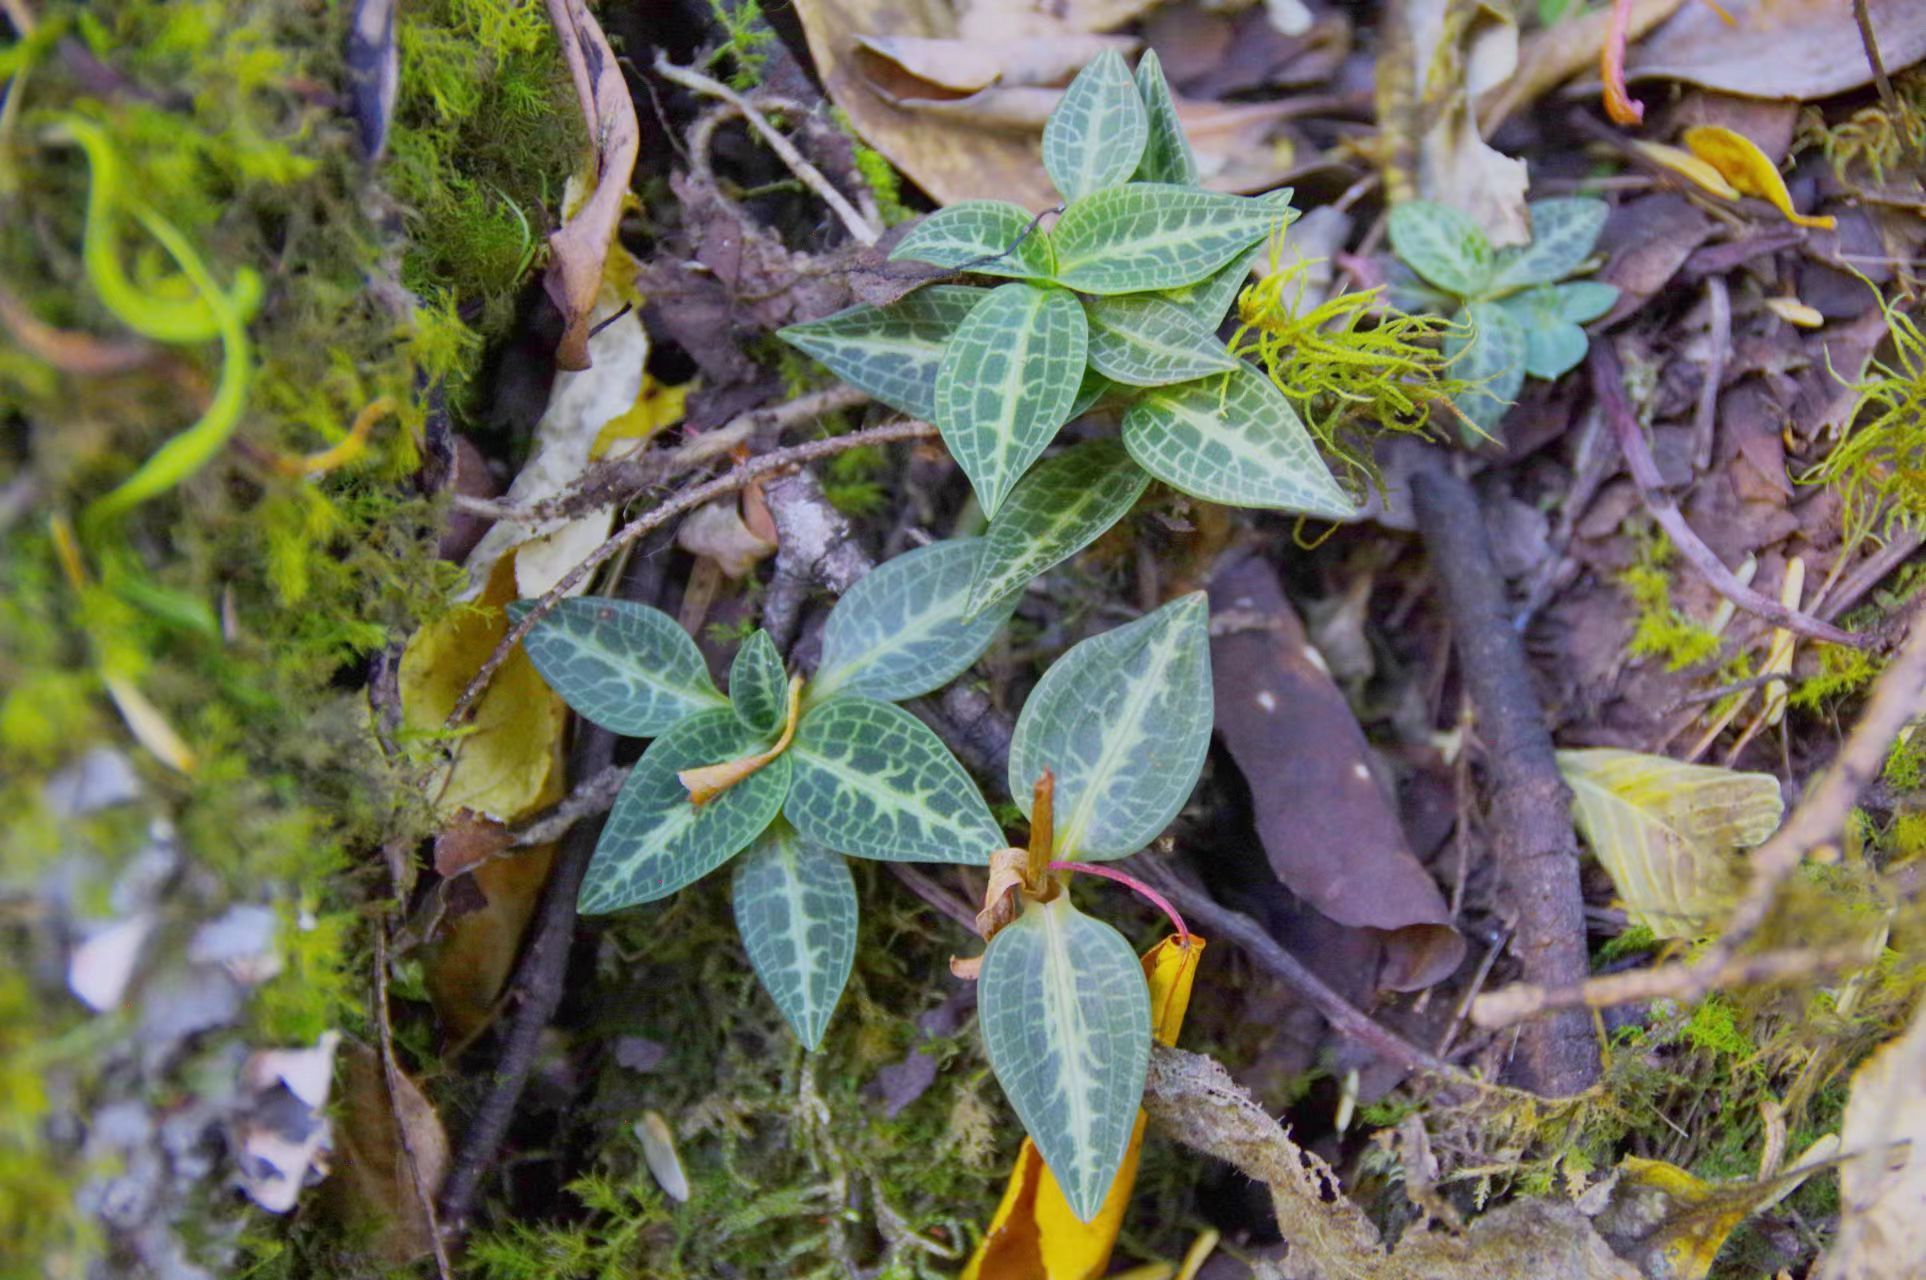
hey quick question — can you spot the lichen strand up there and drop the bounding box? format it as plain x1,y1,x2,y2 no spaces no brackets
0,0,578,1271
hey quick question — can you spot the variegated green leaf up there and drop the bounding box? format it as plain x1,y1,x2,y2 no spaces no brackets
731,820,857,1048
1446,301,1526,439
1488,198,1609,295
1386,200,1493,299
729,630,787,736
1132,49,1198,186
511,598,726,738
968,440,1150,619
1493,288,1590,380
785,696,1003,864
1120,362,1354,516
812,538,1021,703
890,201,1054,280
1155,244,1260,329
1555,279,1618,323
1558,748,1783,939
579,710,790,913
934,283,1088,516
980,893,1150,1222
1043,49,1147,203
1068,366,1112,420
1084,294,1239,386
1009,592,1211,860
776,286,987,419
1049,185,1285,295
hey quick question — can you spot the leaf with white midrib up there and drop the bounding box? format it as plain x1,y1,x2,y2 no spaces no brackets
812,538,1020,703
934,283,1088,517
1050,185,1285,296
1557,748,1783,939
1386,200,1493,299
729,630,787,736
967,440,1151,619
776,286,987,420
980,894,1150,1223
1489,198,1609,294
579,709,790,913
1084,294,1239,387
1009,593,1213,860
732,821,857,1049
1121,362,1354,516
785,696,1003,864
1155,245,1261,329
1446,300,1526,438
512,598,726,738
1043,49,1147,202
890,202,1055,280
1132,49,1198,186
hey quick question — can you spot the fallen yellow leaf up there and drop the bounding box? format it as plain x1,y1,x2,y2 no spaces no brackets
1630,139,1741,201
1606,1145,1835,1280
1682,125,1836,230
591,373,693,460
963,935,1204,1280
1764,297,1824,330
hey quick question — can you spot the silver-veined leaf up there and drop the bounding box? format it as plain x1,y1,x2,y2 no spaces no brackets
1557,748,1783,939
890,201,1055,280
1068,366,1112,420
776,286,987,419
1494,288,1590,380
1488,198,1609,294
1132,49,1198,186
1049,185,1284,295
1084,294,1239,386
1155,244,1261,329
731,820,857,1049
1555,280,1618,323
979,893,1150,1222
1120,362,1353,516
934,282,1088,517
511,598,725,737
1042,49,1146,202
812,538,1021,702
967,440,1151,619
1386,200,1493,299
579,710,790,913
785,696,1003,864
729,630,787,736
1009,592,1211,860
1446,301,1526,439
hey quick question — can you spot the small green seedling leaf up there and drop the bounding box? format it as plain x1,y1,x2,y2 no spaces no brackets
580,710,791,913
891,201,1055,280
934,282,1088,517
1132,49,1199,186
732,821,857,1048
1083,294,1240,386
812,537,1022,703
1121,362,1354,516
1446,300,1526,438
777,286,987,419
1050,185,1285,295
729,630,787,736
979,893,1151,1222
1043,49,1147,203
512,598,726,738
1494,287,1591,380
1387,200,1494,299
967,440,1151,619
785,696,1004,864
1009,592,1212,860
1487,198,1609,294
1555,279,1618,324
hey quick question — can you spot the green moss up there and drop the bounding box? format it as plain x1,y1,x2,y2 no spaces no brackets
1619,527,1723,670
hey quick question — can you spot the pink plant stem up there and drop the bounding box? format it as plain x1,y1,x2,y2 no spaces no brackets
1049,861,1192,947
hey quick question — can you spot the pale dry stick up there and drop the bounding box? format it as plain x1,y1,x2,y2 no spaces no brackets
1475,608,1926,1028
373,928,456,1280
508,763,628,848
450,385,870,525
652,53,878,247
1690,275,1730,472
442,418,938,731
1591,343,1870,650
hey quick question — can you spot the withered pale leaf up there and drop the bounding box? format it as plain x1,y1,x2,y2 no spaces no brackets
1556,748,1783,939
323,1045,451,1265
854,32,1136,95
1625,0,1926,102
1822,997,1926,1279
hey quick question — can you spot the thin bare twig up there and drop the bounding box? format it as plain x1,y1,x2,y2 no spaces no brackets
888,864,981,934
1853,0,1898,113
509,763,628,847
652,53,878,246
1691,276,1729,473
442,417,938,731
1591,342,1870,650
1475,607,1926,1028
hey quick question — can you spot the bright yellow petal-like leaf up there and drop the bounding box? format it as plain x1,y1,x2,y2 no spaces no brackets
591,373,694,460
1609,1146,1834,1280
1630,140,1741,201
1681,125,1836,230
963,936,1205,1280
1556,748,1782,939
399,554,564,823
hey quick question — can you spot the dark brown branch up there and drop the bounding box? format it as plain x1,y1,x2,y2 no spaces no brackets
1590,342,1868,650
1410,453,1600,1096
